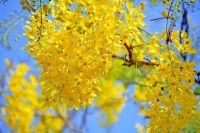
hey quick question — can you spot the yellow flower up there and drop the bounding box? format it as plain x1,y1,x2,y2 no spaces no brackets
96,80,126,125
24,0,146,110
2,64,38,133
140,2,146,10
162,10,169,18
4,59,12,67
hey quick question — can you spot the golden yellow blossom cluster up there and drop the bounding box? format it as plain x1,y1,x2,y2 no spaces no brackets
2,63,66,133
134,31,197,132
96,80,126,125
23,0,145,109
33,111,64,133
20,0,35,11
2,64,38,133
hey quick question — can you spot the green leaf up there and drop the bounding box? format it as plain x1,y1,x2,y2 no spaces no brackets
194,87,200,95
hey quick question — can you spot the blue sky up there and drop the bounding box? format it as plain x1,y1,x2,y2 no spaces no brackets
0,1,200,133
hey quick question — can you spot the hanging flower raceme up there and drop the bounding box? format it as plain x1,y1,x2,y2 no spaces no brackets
2,64,38,133
96,80,126,126
134,31,197,132
23,0,145,109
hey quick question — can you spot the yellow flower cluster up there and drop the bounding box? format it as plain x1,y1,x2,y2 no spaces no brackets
134,31,197,132
135,123,145,133
2,63,66,133
33,111,64,133
183,101,200,132
23,0,145,109
96,80,126,126
4,59,13,68
20,0,35,11
2,64,38,133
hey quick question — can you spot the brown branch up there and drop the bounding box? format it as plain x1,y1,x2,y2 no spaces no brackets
165,0,175,44
166,20,175,44
113,43,159,67
113,53,200,86
113,53,158,67
123,43,134,65
112,54,128,62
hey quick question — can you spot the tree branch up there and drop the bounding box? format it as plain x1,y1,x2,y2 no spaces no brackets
80,107,88,130
112,43,159,67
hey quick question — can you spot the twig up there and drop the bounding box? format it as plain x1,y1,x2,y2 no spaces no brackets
166,0,175,44
35,0,43,43
138,28,152,36
80,107,88,130
179,0,189,61
150,17,165,21
113,50,158,67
